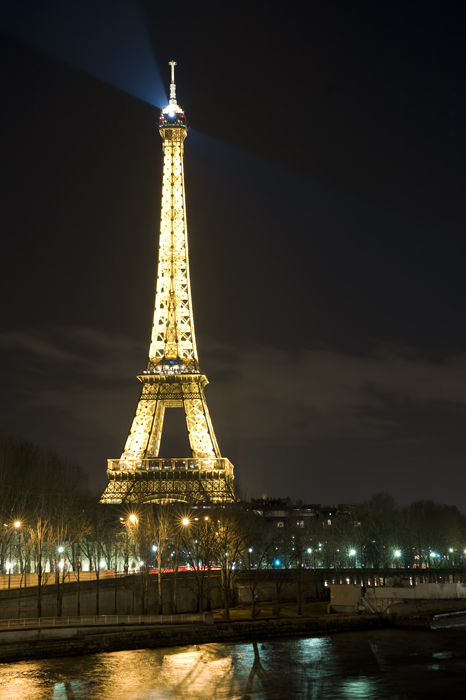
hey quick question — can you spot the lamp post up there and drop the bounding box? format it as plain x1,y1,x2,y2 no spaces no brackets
119,517,129,573
14,521,21,576
57,545,65,575
182,517,198,570
127,514,138,573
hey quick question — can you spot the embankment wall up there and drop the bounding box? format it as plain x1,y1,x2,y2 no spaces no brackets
0,615,391,663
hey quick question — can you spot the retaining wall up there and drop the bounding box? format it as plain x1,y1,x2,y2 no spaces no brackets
0,573,223,619
0,615,391,663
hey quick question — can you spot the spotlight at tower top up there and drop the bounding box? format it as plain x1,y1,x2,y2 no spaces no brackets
0,0,167,107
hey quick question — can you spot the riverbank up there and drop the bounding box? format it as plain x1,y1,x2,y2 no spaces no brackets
5,598,457,663
0,609,392,663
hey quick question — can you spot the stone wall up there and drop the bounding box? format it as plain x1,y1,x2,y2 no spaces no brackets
0,615,391,663
0,569,330,620
0,572,223,619
328,582,466,615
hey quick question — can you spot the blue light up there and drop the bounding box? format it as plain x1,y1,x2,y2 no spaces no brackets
275,559,280,566
0,0,167,107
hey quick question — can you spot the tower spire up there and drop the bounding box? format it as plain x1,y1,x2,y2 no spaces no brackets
169,60,177,104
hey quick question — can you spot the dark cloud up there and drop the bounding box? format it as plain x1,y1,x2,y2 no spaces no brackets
204,338,466,440
2,326,466,508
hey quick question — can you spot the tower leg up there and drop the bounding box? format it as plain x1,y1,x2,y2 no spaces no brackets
184,394,220,458
147,403,166,458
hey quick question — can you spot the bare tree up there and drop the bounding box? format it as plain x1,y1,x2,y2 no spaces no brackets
243,516,273,618
211,506,248,620
28,514,53,617
180,511,218,614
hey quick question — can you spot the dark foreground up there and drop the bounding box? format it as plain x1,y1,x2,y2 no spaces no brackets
1,629,466,699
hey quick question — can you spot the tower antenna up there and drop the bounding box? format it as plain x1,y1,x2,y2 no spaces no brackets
169,60,177,103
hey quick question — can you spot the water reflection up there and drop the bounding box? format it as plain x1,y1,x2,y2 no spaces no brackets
53,682,92,699
243,642,276,699
1,630,466,699
339,678,382,699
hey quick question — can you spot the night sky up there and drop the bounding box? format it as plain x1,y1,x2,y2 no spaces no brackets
1,1,466,511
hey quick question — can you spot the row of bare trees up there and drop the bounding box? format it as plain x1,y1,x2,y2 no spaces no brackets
0,432,99,615
1,433,466,618
316,493,466,572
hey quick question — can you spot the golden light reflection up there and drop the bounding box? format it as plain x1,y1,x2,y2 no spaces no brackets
0,634,450,699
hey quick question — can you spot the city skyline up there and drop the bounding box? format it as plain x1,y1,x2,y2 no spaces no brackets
1,1,466,511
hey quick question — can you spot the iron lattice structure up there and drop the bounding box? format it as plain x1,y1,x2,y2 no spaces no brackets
100,62,235,505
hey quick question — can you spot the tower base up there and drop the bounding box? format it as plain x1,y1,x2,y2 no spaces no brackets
100,457,235,505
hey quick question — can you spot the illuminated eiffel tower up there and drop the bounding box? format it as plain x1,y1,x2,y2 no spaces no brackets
101,62,235,504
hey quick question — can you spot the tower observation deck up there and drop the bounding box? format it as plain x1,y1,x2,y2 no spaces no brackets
100,62,235,504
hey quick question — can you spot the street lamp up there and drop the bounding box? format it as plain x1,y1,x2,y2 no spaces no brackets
13,521,22,577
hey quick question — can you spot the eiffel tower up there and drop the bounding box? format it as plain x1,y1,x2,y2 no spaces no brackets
100,62,235,505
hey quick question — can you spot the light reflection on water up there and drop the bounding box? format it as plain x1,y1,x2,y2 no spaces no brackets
1,629,466,700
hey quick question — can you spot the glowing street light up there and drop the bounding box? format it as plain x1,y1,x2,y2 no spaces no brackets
129,514,138,524
182,518,190,526
394,550,401,558
14,521,21,529
349,549,356,556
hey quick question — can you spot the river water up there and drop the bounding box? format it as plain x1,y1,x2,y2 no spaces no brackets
1,629,466,699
